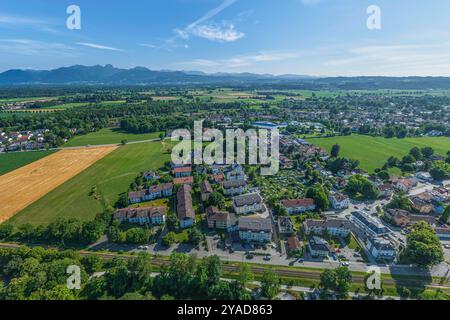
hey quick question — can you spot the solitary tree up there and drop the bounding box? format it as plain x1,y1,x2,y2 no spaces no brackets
330,144,341,158
401,221,444,268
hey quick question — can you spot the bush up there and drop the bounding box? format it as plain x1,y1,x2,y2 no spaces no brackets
0,224,14,239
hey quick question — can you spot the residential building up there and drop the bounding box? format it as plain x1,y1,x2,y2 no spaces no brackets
378,183,394,199
287,235,301,253
209,173,225,183
366,237,396,262
177,184,195,229
201,180,213,202
173,176,194,185
222,179,247,196
393,178,417,192
329,192,350,210
349,211,391,237
233,193,264,215
128,183,173,204
281,198,316,214
238,217,273,243
278,216,295,235
385,209,439,227
308,236,330,258
206,206,238,232
303,218,352,237
143,171,159,181
113,206,166,225
172,166,192,178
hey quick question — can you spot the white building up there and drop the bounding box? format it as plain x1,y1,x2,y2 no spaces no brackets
366,237,396,262
233,193,264,215
349,211,390,237
223,179,247,196
238,217,273,243
303,219,352,237
329,192,350,210
281,198,316,214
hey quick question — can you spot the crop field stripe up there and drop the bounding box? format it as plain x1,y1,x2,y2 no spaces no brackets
0,146,117,224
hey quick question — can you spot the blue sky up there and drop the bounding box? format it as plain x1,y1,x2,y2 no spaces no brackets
1,0,450,76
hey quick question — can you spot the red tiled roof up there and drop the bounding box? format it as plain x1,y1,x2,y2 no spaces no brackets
173,176,194,185
281,198,315,208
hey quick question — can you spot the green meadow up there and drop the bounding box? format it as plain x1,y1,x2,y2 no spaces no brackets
8,141,170,226
0,150,55,176
64,128,162,147
308,135,449,173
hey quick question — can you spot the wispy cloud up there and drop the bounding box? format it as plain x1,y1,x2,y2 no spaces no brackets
0,39,76,56
300,0,321,5
0,12,59,33
175,51,299,70
174,0,243,42
76,42,123,52
324,43,450,76
180,22,244,42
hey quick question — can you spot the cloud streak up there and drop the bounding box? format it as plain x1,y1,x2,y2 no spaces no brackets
174,0,243,42
175,51,299,70
76,42,123,52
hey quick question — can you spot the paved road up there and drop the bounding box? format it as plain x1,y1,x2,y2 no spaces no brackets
0,242,447,291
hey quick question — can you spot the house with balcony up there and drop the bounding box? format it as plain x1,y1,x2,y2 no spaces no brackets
223,179,247,196
238,217,273,243
233,193,264,215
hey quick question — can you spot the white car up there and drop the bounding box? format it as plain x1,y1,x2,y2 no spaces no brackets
341,262,350,267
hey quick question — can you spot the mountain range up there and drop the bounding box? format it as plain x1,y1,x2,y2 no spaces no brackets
1,65,450,89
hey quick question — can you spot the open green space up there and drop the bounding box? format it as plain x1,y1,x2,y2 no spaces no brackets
0,150,55,176
307,135,449,173
8,141,170,226
64,128,162,147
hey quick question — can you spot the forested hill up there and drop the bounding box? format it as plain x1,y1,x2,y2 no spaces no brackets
1,65,450,89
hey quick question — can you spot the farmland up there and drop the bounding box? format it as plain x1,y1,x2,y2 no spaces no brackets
0,146,117,224
0,150,55,176
8,141,170,226
64,128,162,147
308,135,450,172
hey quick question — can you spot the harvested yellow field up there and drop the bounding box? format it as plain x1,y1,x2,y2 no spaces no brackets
0,146,117,223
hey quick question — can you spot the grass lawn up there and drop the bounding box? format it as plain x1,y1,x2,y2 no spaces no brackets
0,150,55,176
307,134,449,173
64,128,162,147
347,234,360,250
173,229,189,243
130,198,169,209
8,141,170,226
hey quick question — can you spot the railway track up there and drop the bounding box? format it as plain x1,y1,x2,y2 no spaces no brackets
1,243,448,290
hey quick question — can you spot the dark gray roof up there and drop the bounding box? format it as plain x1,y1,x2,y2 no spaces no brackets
223,179,246,189
369,237,395,251
308,236,329,252
304,218,351,229
233,193,262,207
239,217,272,232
